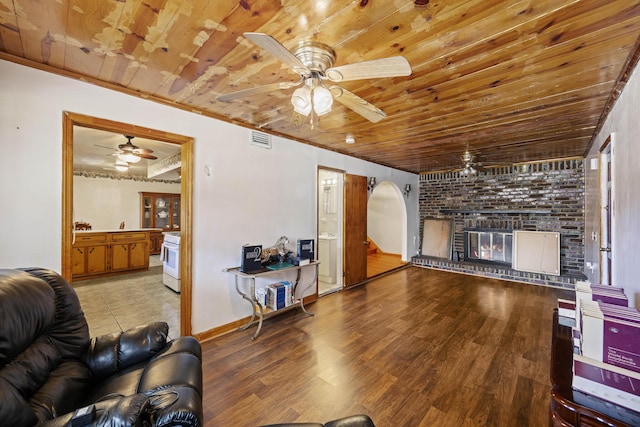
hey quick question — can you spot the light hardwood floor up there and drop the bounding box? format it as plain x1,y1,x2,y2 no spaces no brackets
200,266,574,427
367,252,407,277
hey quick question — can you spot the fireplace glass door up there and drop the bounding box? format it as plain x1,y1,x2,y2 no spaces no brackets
465,230,513,265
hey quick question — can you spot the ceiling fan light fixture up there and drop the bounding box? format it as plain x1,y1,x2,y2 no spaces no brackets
291,87,312,116
313,86,333,116
118,153,141,163
345,133,355,144
460,165,477,176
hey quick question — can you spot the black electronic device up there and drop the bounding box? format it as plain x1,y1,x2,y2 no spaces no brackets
71,404,96,427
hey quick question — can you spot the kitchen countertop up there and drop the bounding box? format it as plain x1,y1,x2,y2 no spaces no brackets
75,228,163,233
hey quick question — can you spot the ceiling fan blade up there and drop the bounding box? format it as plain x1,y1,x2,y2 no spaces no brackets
330,86,386,123
217,81,301,102
243,32,310,74
136,153,157,160
325,56,411,82
94,144,117,151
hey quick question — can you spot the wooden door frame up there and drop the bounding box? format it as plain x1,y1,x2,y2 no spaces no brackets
62,112,194,336
599,134,614,285
317,166,345,292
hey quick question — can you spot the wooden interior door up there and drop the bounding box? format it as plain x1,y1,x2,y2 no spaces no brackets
344,174,368,287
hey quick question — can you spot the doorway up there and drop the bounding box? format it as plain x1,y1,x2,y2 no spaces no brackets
599,135,614,285
317,168,344,295
367,181,408,277
61,112,194,336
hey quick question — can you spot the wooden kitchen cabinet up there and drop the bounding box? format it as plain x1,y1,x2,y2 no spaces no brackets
111,242,148,271
111,243,130,271
140,192,180,231
140,192,180,255
72,245,108,277
149,232,164,254
72,233,108,277
72,230,150,280
111,231,149,272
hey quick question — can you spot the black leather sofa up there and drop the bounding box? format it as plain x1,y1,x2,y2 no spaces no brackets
0,267,203,427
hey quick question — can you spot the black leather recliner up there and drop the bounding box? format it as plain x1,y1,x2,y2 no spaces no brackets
0,267,203,426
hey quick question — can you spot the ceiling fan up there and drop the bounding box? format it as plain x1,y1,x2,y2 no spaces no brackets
453,151,485,176
217,32,412,124
96,135,158,163
451,151,515,175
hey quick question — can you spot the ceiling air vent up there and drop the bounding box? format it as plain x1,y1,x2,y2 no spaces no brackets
250,130,272,149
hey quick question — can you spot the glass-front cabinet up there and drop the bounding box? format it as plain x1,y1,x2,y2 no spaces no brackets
140,192,180,254
140,192,180,231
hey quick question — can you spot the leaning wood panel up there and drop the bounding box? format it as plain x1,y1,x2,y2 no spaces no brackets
421,218,453,259
513,231,560,275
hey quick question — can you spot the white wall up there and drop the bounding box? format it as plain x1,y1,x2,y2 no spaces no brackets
0,59,419,334
368,181,404,254
74,176,180,230
585,62,640,308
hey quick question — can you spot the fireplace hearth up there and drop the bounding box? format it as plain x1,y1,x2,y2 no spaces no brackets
464,228,513,266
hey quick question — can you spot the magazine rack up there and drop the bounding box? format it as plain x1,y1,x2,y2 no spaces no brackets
225,261,319,340
549,309,640,426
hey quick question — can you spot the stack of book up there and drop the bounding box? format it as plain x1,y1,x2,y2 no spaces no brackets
581,300,640,371
568,280,640,412
575,281,628,329
289,239,315,266
266,281,294,311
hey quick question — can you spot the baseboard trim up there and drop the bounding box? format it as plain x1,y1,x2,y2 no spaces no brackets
193,293,318,343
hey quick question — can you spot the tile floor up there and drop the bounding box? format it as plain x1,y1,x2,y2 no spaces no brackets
73,256,180,339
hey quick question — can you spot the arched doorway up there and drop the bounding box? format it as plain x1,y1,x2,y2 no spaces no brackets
367,181,408,277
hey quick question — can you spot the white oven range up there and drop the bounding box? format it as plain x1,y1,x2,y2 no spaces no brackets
161,232,180,292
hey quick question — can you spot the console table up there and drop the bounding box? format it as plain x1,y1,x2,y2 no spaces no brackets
225,261,319,340
550,309,640,426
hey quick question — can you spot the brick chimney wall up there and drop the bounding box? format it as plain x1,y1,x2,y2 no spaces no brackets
415,159,585,288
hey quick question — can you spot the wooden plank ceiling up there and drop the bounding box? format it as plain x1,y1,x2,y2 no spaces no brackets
1,0,639,174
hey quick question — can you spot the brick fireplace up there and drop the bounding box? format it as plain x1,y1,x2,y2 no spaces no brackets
413,159,585,289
